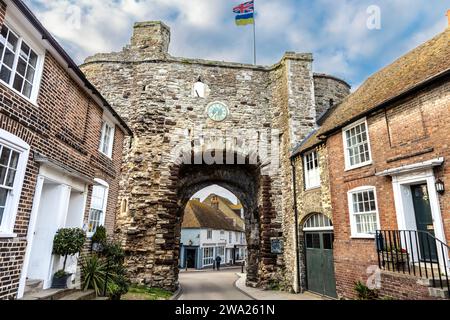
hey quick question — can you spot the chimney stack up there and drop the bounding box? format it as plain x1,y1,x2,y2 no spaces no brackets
211,196,220,210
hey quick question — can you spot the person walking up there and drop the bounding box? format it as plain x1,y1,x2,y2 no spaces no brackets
215,255,222,271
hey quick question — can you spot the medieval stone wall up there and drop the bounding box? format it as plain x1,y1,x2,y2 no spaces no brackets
314,74,351,121
81,21,348,292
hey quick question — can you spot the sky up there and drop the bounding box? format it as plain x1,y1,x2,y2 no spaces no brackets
192,185,239,204
26,0,448,89
25,1,448,203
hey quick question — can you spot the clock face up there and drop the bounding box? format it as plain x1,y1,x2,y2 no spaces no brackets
207,102,229,122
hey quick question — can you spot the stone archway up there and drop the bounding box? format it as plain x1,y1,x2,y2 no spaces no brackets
175,163,261,286
80,20,351,293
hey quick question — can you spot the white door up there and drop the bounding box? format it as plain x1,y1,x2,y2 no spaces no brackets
27,183,67,286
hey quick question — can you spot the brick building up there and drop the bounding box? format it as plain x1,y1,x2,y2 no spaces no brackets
0,0,131,299
293,24,449,299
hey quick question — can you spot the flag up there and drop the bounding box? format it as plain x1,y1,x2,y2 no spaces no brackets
233,1,255,26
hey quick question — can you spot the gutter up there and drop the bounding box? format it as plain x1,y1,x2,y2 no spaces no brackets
291,158,301,293
12,0,133,137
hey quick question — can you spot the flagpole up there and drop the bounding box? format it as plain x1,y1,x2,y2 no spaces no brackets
253,1,257,65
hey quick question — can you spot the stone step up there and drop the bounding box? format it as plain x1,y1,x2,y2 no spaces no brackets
58,290,96,300
21,288,76,301
428,287,449,299
24,279,43,295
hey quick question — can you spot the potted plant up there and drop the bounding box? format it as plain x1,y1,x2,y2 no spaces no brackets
91,226,107,252
381,247,409,270
52,228,86,289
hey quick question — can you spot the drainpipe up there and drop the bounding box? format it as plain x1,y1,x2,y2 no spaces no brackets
291,158,301,293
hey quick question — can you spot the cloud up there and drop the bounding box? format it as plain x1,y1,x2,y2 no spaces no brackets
27,0,449,87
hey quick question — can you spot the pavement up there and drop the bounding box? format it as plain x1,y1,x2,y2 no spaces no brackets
235,273,323,300
177,267,323,301
178,268,252,300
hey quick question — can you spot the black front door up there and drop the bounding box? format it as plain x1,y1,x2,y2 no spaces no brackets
186,249,197,268
411,184,438,262
305,232,337,298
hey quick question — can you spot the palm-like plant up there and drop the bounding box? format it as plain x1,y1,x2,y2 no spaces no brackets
80,255,107,296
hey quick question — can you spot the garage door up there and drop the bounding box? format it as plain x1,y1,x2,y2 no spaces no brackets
304,214,337,298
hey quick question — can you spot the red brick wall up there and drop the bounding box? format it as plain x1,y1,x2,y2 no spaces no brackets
0,1,126,299
327,79,449,299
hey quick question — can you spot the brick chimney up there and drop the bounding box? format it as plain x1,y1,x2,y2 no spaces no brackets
211,195,219,210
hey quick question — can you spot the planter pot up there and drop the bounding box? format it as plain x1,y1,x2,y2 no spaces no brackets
381,252,409,270
51,274,71,289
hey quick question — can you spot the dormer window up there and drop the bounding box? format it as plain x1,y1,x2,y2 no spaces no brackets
193,77,207,98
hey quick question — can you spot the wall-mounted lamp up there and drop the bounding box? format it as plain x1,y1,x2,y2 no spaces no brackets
435,179,445,194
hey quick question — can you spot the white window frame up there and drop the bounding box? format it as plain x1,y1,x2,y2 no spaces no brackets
202,247,214,266
0,129,29,237
86,179,109,237
99,119,115,158
206,229,212,240
342,118,373,171
303,150,321,190
229,232,232,243
347,186,380,239
1,12,45,104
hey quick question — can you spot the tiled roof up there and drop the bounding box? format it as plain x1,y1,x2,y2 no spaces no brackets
182,200,244,232
294,27,450,156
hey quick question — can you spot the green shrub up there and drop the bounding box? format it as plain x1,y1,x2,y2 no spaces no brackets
81,255,107,296
101,240,129,299
91,226,107,246
53,228,86,276
354,281,379,300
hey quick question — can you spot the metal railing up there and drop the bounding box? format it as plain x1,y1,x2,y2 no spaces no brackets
376,230,450,293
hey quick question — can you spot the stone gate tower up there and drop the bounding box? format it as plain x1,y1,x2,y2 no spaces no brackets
80,21,350,292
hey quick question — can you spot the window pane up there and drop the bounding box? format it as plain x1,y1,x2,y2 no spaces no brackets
0,188,7,206
0,188,7,226
9,151,19,169
0,166,6,185
20,42,30,60
13,75,24,92
0,25,8,42
29,51,38,68
323,233,333,250
0,66,11,83
306,234,313,248
5,169,16,187
0,147,10,166
3,49,15,67
312,233,321,249
16,58,26,76
7,32,18,51
22,81,32,98
25,66,35,82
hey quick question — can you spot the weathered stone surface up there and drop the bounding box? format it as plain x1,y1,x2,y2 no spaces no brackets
81,21,350,292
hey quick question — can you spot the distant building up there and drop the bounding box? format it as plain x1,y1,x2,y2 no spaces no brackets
203,194,244,227
179,199,247,269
